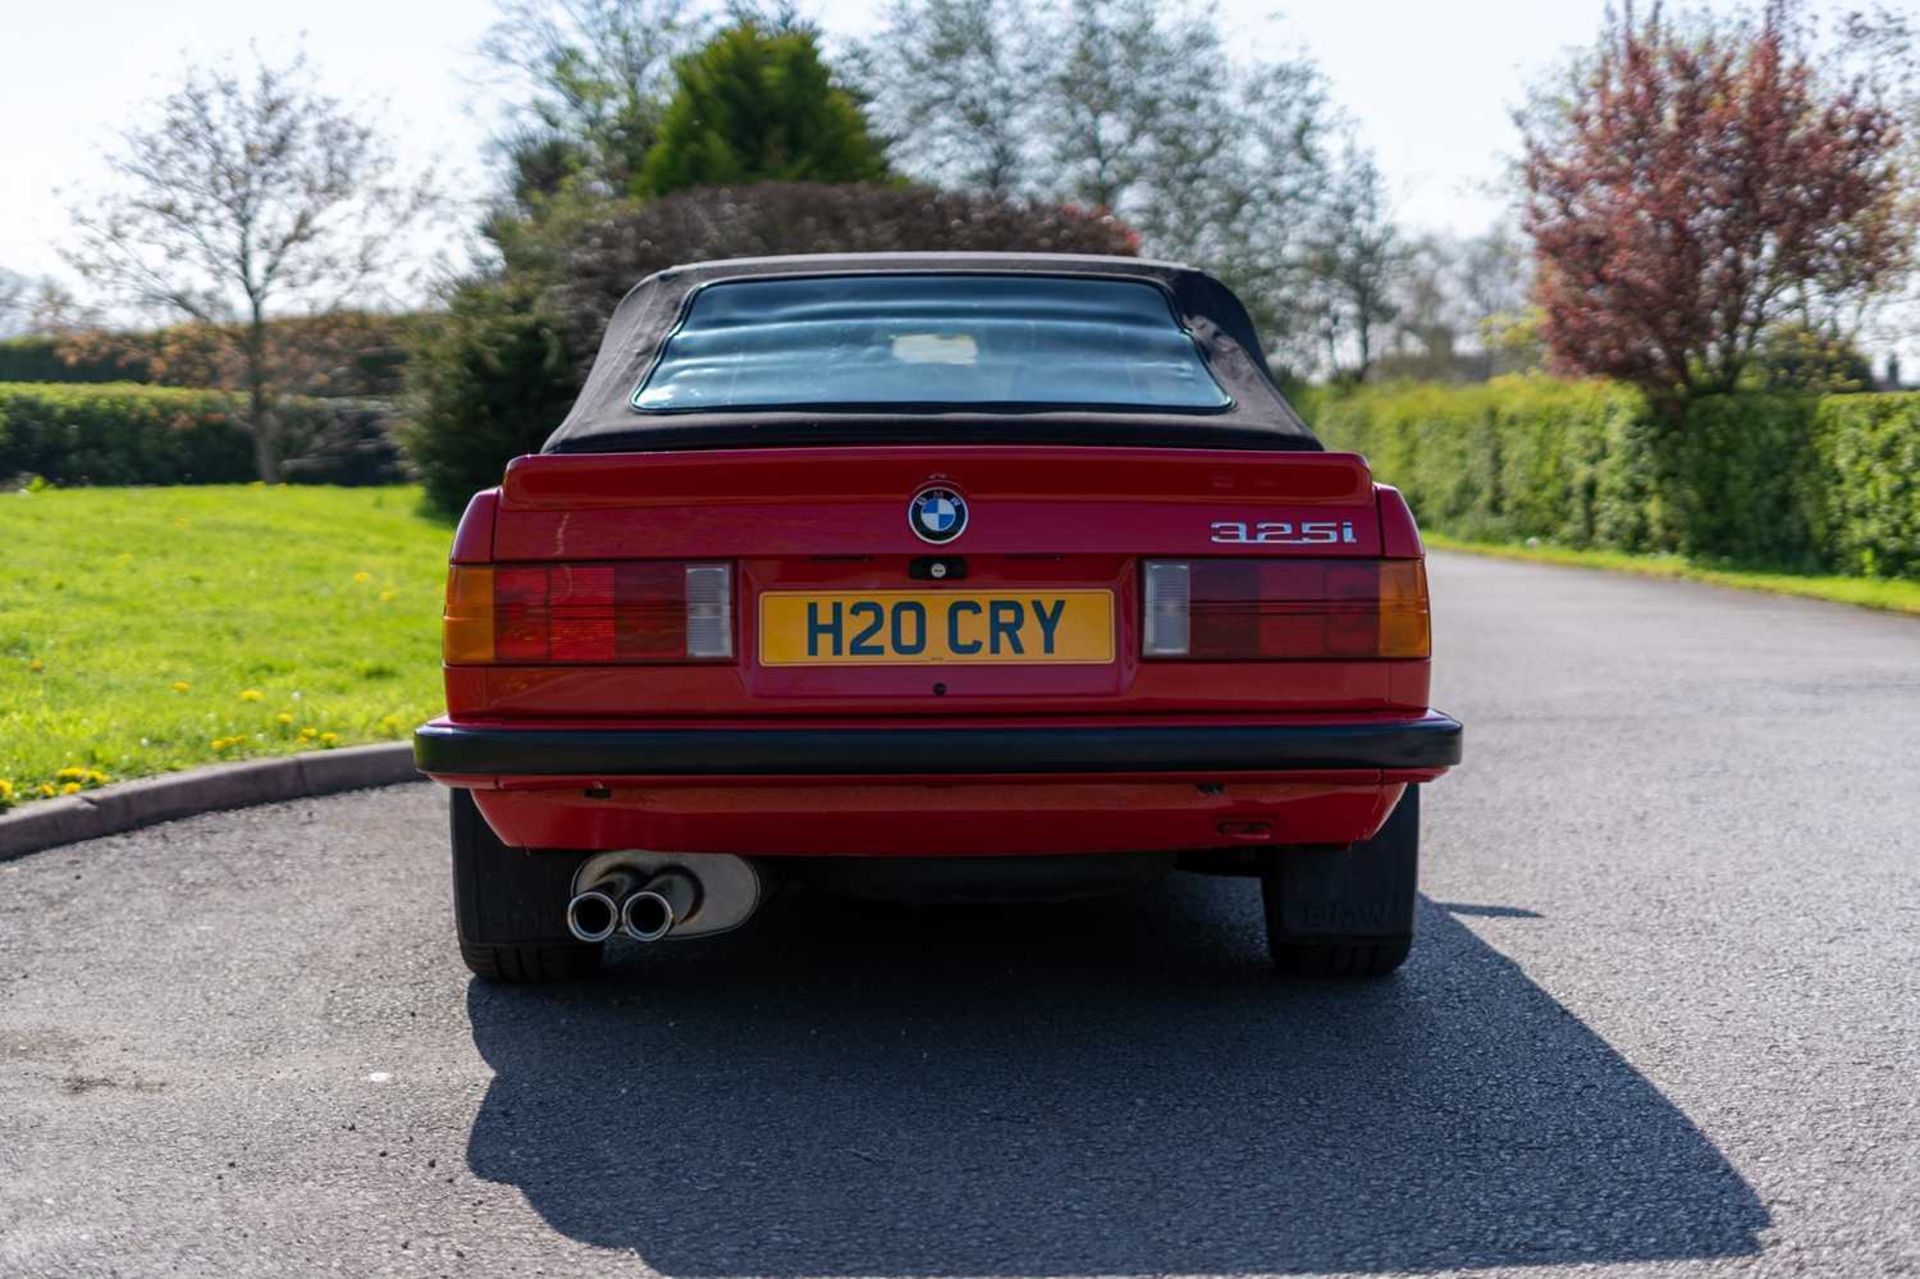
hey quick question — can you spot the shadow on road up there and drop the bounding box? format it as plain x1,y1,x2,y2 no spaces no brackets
465,878,1766,1275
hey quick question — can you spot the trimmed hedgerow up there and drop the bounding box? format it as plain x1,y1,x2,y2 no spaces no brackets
1307,378,1650,549
0,337,142,385
0,383,254,485
1305,377,1917,578
1656,394,1823,569
1808,394,1920,579
0,383,406,487
0,315,414,397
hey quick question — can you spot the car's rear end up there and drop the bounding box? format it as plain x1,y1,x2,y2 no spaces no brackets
414,254,1461,982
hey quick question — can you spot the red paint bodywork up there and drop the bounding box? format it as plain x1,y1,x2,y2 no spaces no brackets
423,446,1451,857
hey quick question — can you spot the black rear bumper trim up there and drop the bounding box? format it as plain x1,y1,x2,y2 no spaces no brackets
414,715,1462,778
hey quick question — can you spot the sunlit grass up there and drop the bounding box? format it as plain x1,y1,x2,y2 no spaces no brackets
0,485,450,806
1426,533,1920,616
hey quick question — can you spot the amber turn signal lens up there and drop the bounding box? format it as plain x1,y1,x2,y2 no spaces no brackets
442,566,495,664
1375,560,1431,659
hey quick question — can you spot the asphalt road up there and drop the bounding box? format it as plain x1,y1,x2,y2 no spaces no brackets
2,552,1916,1278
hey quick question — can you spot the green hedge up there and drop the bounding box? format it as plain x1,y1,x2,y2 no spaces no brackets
1811,395,1920,578
0,338,144,385
0,383,407,487
0,383,254,485
0,317,413,397
1306,377,1918,578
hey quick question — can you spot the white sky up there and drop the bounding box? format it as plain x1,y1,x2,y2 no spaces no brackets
0,0,1900,296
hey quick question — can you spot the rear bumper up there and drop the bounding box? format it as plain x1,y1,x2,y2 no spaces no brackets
413,713,1462,778
416,715,1460,856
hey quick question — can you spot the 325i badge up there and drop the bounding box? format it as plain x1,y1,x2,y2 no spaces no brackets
1210,519,1359,545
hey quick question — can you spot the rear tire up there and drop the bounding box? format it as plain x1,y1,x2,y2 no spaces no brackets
449,790,602,983
1261,786,1419,978
1264,935,1412,978
458,939,603,983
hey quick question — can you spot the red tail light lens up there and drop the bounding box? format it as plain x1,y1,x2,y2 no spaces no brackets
444,562,733,664
1141,559,1429,660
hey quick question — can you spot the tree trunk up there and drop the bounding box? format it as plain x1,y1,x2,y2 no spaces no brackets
246,309,278,483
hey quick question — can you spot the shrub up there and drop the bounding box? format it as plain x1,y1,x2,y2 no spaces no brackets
0,337,146,385
1809,395,1920,578
0,383,407,488
0,384,255,485
1310,378,1647,548
0,315,414,398
637,24,888,196
1306,379,1919,577
1659,395,1822,568
278,400,412,487
401,283,577,519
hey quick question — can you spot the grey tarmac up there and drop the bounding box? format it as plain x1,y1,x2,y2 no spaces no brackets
1,551,1915,1278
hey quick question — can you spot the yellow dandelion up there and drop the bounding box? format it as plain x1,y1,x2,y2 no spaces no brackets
38,783,57,798
353,571,373,585
171,680,191,693
319,732,340,748
86,770,110,785
275,712,295,726
28,659,44,673
378,590,396,603
60,782,81,796
239,689,263,703
57,767,87,781
299,727,317,740
0,779,14,802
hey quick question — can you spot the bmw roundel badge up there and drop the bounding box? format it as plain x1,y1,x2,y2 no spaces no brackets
909,486,968,544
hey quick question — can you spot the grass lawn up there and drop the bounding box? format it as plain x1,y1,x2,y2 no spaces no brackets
1426,533,1920,616
0,485,450,807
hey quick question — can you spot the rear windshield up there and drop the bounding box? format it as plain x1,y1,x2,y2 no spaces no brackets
631,273,1232,413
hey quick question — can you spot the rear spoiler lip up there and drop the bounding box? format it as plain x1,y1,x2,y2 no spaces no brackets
500,446,1375,510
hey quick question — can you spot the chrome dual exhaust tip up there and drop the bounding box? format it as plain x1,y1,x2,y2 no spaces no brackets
620,870,699,942
564,870,636,943
565,853,758,943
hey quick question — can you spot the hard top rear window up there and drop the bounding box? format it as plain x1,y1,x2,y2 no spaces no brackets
631,273,1232,414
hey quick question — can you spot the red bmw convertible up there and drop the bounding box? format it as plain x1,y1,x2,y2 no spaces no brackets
414,253,1462,982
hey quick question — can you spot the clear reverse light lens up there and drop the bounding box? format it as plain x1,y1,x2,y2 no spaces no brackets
684,563,733,659
1142,560,1190,656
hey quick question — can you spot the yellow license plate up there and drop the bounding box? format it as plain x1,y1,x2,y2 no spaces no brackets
758,590,1115,666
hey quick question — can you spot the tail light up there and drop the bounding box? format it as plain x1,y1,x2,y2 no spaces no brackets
442,562,733,664
1141,559,1429,660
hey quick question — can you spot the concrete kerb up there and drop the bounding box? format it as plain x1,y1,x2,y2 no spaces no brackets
0,743,423,862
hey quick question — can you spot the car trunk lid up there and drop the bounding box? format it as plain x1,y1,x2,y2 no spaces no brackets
455,445,1419,718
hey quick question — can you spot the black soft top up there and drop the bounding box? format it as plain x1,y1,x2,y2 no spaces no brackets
545,252,1321,454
